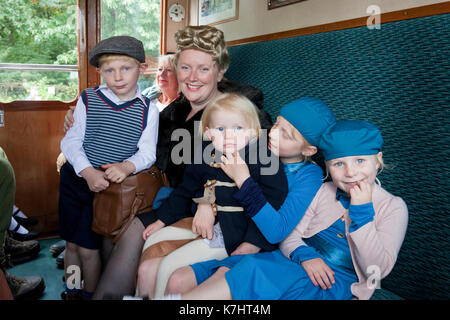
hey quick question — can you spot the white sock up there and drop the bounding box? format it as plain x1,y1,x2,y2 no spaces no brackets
122,296,145,300
9,217,29,234
153,294,182,300
12,205,28,219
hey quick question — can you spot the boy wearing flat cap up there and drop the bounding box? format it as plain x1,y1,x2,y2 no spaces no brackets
59,36,159,299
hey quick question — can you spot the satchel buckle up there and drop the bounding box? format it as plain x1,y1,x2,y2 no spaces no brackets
136,192,145,197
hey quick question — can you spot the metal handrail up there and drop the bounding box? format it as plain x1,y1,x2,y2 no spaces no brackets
0,63,78,72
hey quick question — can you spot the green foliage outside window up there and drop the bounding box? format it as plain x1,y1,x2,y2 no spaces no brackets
0,0,161,102
101,0,161,91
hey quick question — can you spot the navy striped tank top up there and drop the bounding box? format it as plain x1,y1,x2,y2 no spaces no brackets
81,87,150,168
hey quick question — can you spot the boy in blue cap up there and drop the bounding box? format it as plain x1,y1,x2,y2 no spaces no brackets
59,36,159,299
156,97,337,299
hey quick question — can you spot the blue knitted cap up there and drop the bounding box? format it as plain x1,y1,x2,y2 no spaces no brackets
279,97,336,146
320,120,384,161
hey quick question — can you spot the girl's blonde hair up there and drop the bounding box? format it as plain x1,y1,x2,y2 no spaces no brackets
201,93,261,138
97,54,141,68
174,25,230,73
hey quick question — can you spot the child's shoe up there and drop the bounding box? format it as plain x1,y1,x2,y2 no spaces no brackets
12,205,39,227
56,249,65,269
49,240,66,257
8,217,39,242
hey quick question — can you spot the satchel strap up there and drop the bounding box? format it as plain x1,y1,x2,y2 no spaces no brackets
112,192,144,244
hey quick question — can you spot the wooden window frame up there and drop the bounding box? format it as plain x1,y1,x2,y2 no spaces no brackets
0,0,167,112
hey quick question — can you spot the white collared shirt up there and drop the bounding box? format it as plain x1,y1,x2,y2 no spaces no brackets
61,84,159,176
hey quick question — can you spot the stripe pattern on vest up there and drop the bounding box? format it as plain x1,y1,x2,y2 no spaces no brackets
82,87,148,168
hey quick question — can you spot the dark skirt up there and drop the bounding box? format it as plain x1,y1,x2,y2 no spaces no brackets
58,162,102,250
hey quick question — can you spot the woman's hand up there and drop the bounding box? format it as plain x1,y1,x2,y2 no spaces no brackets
230,242,261,256
63,106,75,132
80,167,110,192
220,152,250,188
192,203,215,240
142,219,165,241
350,181,373,205
301,258,335,290
101,161,135,184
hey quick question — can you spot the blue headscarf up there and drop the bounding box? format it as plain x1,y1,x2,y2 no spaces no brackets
320,120,383,161
280,97,336,146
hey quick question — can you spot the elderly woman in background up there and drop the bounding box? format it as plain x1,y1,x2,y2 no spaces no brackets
63,25,273,299
142,55,179,112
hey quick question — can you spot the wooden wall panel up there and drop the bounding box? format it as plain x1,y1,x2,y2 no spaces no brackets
0,108,66,233
0,0,98,235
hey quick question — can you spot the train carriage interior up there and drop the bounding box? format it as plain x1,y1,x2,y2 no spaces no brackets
0,0,449,303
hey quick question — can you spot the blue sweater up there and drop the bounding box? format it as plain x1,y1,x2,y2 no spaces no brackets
290,189,376,264
234,161,323,244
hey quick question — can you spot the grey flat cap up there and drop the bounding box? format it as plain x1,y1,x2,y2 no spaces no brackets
88,36,146,67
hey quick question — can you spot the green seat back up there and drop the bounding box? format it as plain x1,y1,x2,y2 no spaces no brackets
225,13,450,300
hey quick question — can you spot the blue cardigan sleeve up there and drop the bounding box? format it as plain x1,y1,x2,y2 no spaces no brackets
235,163,323,244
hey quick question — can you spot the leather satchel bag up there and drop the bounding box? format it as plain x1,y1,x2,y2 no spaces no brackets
92,165,167,243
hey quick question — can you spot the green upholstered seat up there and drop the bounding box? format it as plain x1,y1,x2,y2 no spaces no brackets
225,13,450,300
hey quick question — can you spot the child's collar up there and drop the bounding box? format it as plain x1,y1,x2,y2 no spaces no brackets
97,83,146,105
283,161,307,175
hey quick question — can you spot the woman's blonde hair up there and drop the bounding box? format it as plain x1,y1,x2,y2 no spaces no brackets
201,93,261,139
174,25,230,73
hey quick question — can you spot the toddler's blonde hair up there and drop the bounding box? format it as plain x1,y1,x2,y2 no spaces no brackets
201,93,261,139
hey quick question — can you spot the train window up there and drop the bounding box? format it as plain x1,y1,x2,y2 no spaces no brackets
0,0,78,103
101,0,161,90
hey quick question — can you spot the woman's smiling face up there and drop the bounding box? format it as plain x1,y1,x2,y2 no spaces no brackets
176,49,224,109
